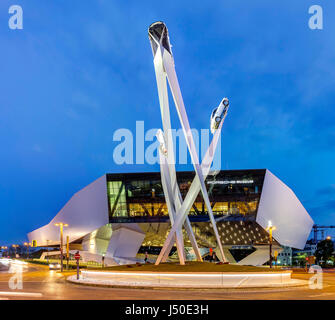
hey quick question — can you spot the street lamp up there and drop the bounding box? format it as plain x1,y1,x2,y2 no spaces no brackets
54,223,68,272
1,246,8,258
46,240,50,263
326,236,331,241
24,242,31,259
266,221,276,269
12,244,19,258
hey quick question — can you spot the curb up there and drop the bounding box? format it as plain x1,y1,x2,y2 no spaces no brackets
66,275,309,291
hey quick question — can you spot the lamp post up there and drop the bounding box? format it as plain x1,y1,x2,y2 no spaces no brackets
46,240,50,264
1,246,8,258
24,242,30,259
54,223,68,272
266,221,276,269
66,236,69,270
12,244,19,258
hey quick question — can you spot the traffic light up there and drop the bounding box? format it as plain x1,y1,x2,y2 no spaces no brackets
32,240,37,247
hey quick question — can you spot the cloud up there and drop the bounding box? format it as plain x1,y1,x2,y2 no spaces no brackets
307,185,335,221
309,199,335,216
316,185,335,197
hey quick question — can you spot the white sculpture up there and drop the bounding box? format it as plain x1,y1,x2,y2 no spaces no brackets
148,21,229,265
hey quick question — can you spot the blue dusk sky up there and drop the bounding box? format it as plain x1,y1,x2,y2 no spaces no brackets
0,0,334,244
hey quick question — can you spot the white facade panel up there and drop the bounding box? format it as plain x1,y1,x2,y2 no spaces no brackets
28,175,109,246
106,224,145,258
81,224,113,255
256,170,314,249
237,245,282,266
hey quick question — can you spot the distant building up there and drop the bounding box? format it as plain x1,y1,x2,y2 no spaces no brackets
292,240,318,266
293,240,317,256
304,241,318,256
276,246,292,266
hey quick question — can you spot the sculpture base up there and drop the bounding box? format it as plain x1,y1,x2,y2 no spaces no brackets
67,262,307,289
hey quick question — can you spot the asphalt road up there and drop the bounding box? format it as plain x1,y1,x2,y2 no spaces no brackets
0,263,334,300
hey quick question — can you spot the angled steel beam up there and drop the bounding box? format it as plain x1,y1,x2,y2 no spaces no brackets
149,21,227,265
156,130,202,263
157,120,226,264
159,29,225,263
157,135,186,264
150,25,202,263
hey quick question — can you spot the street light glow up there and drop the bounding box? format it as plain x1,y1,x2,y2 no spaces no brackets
265,221,277,269
266,221,277,232
55,223,69,227
54,222,69,272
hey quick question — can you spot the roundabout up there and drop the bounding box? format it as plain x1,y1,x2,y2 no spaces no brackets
67,263,308,289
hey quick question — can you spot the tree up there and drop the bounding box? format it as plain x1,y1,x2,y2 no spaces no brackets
315,239,334,267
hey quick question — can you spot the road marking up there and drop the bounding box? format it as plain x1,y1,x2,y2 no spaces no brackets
0,291,43,298
309,292,334,298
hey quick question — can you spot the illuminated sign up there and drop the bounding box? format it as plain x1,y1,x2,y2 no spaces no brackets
207,180,254,185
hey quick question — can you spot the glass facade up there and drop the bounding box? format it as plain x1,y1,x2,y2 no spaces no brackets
106,169,265,222
107,181,127,217
106,170,276,248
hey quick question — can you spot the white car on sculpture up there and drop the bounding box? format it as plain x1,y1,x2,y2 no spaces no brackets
156,129,168,156
210,97,229,134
